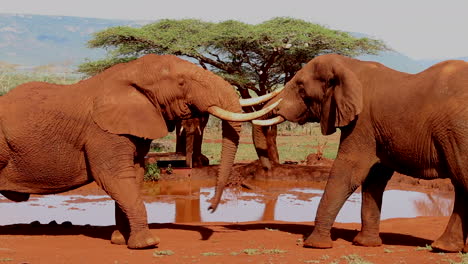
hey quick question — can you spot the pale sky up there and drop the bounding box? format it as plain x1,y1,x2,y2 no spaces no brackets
2,0,468,60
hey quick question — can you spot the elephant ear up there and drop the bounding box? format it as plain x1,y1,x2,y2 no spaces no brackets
317,57,363,135
92,83,168,140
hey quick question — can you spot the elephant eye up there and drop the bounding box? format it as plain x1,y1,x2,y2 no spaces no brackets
178,78,185,87
299,87,306,98
296,80,304,87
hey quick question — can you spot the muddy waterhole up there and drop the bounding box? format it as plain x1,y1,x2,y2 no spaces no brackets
0,179,453,226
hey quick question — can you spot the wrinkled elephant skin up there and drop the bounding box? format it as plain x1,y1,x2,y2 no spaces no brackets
271,54,468,252
0,55,245,249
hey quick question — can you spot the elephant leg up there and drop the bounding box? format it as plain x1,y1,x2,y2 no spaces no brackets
304,156,375,248
432,137,468,252
108,178,158,249
192,129,209,167
252,125,280,170
111,202,130,245
432,184,467,252
86,137,158,249
185,134,193,168
111,158,147,245
353,164,394,247
266,125,279,164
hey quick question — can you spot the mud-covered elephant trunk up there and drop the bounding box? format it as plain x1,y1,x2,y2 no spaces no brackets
208,99,242,212
188,67,278,212
209,119,241,211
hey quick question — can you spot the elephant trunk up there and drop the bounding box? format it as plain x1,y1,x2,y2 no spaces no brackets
208,104,242,212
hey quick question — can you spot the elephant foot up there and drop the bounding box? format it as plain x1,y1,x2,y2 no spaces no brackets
192,154,209,167
111,230,127,245
352,232,382,247
431,238,463,253
127,229,160,249
463,244,468,253
303,231,333,249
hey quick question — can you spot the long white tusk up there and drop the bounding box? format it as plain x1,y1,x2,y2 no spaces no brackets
252,116,285,126
208,99,282,122
239,87,284,107
179,126,185,136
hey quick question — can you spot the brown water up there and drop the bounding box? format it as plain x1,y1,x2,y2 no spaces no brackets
0,180,453,226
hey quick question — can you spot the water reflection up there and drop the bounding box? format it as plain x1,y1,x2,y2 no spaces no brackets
414,192,453,216
0,180,454,226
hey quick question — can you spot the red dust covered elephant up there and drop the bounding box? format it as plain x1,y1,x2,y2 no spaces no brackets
256,54,468,252
0,54,279,249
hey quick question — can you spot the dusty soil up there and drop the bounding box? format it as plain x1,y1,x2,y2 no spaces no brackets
0,161,461,264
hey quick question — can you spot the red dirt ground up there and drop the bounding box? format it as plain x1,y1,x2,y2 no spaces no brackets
0,161,462,264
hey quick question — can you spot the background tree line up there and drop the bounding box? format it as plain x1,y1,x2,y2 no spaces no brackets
0,17,386,161
77,17,386,161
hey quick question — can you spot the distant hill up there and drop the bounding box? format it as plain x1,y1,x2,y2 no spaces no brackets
358,51,427,74
0,13,148,70
416,57,468,70
0,13,462,73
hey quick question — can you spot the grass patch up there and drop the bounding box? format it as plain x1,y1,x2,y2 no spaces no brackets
153,250,174,257
342,254,373,264
202,126,340,164
416,244,433,251
383,248,393,253
0,258,12,262
201,252,223,256
242,248,260,255
446,253,468,264
0,71,81,96
239,248,287,256
262,249,287,254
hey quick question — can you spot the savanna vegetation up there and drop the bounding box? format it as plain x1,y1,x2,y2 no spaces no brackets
78,17,386,160
0,62,81,95
1,17,385,167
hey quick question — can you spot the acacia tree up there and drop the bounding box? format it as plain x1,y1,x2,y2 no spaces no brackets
79,17,386,164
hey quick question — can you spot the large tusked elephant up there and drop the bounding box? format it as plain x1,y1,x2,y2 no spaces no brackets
256,54,468,252
0,54,278,249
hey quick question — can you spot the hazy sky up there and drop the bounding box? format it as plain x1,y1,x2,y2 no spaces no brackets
2,0,468,60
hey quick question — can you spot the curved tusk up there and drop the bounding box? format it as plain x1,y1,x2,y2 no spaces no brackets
252,116,285,126
239,86,284,107
208,99,282,122
179,126,185,136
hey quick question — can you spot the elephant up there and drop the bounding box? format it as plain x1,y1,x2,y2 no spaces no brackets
175,114,210,168
255,54,468,252
0,54,279,249
172,88,285,169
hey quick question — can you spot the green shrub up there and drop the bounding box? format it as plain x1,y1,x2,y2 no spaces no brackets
144,163,161,181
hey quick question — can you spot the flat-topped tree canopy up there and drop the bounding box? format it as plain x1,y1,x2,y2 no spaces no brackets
79,17,387,99
79,17,387,165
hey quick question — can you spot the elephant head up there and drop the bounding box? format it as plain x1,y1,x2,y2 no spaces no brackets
254,54,363,135
90,54,279,212
176,114,210,168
